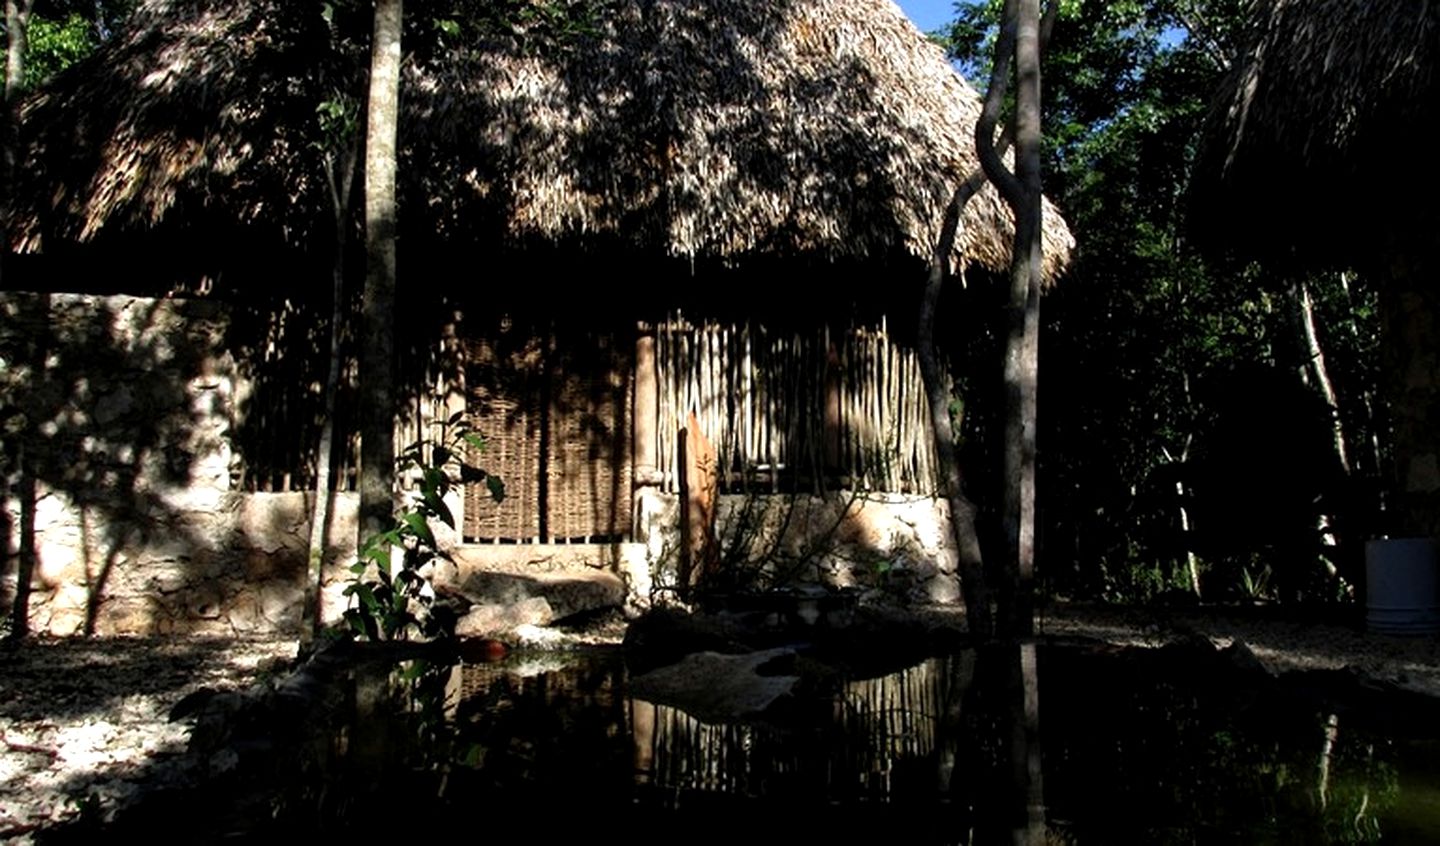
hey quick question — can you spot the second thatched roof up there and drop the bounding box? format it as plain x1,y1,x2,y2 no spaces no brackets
7,0,1073,282
1190,0,1439,266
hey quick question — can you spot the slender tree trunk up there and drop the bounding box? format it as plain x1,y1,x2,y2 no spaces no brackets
358,0,402,547
978,0,1045,637
10,443,35,640
302,140,358,646
4,1,31,102
921,186,992,638
1337,272,1384,476
1290,278,1353,587
1291,279,1350,474
2,0,32,207
1171,282,1202,598
4,1,35,641
1005,0,1043,638
1316,712,1339,810
1162,439,1201,596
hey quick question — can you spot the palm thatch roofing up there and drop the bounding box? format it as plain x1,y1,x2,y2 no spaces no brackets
1190,0,1439,266
6,0,1073,282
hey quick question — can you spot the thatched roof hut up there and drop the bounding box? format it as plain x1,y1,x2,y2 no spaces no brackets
5,0,1072,283
4,0,1083,568
1190,0,1438,265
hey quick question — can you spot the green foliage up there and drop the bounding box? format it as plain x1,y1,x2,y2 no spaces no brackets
342,415,502,641
1096,552,1192,605
1239,562,1271,602
941,0,1386,605
1,2,133,92
315,95,359,149
22,13,92,87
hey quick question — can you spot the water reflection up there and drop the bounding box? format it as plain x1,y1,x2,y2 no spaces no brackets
622,644,1050,844
466,644,1434,840
220,641,1439,844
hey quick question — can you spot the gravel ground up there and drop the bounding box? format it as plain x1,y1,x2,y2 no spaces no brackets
1035,602,1440,697
2,603,1438,842
0,636,296,843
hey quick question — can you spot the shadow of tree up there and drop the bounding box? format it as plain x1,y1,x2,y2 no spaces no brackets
0,634,292,840
1,294,219,635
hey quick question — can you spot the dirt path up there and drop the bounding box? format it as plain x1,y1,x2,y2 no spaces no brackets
0,636,294,843
1037,602,1440,696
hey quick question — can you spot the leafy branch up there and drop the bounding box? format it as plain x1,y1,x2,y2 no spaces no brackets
342,414,503,641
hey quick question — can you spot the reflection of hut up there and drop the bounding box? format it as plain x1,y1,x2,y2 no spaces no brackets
634,659,947,801
3,0,1073,633
1190,0,1440,536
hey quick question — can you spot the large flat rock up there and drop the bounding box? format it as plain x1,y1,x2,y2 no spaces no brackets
451,569,627,621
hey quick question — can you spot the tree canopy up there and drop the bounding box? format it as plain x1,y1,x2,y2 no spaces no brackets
941,0,1385,604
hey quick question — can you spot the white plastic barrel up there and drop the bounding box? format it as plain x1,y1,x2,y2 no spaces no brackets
1366,538,1440,635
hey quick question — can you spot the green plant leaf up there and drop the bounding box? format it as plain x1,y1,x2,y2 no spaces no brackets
403,511,436,546
421,466,443,498
431,495,456,530
486,475,506,503
363,543,392,572
353,583,379,613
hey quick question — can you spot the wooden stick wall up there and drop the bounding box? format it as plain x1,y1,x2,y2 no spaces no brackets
650,314,938,495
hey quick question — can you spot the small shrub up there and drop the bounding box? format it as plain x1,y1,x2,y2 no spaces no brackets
343,415,502,641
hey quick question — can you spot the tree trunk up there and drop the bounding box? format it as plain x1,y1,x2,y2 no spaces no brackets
1337,272,1384,476
4,1,32,102
1004,0,1043,638
1316,712,1339,810
10,443,35,640
302,139,358,646
1161,440,1201,597
1291,279,1350,475
978,0,1044,637
920,187,993,638
358,0,402,547
4,1,35,640
1290,278,1352,587
2,0,35,291
1378,250,1440,539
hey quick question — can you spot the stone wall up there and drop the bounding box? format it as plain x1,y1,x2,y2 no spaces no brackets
0,293,356,636
634,488,962,603
1,292,961,636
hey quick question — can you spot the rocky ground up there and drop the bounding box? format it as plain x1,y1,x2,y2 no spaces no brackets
1037,601,1440,697
1,603,1438,842
0,636,295,842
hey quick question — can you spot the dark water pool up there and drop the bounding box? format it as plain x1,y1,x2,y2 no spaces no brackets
70,640,1440,844
423,645,1440,844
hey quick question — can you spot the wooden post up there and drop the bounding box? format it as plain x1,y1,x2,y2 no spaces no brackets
679,411,718,597
634,327,658,488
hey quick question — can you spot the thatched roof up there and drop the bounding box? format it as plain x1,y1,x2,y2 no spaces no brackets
7,0,1073,281
1190,0,1439,265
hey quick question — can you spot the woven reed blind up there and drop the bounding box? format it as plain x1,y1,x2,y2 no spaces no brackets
462,322,633,542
